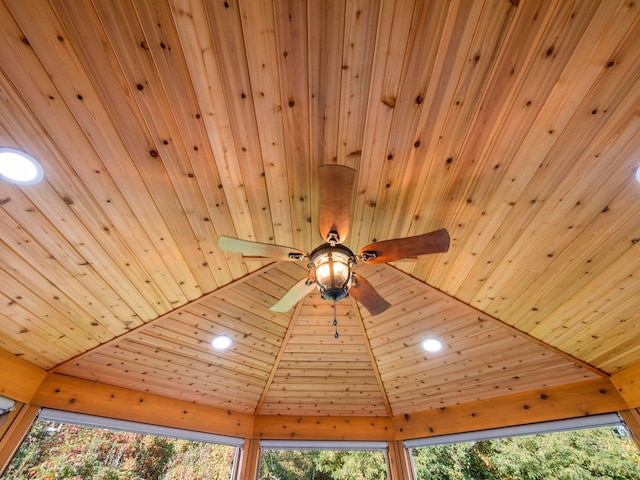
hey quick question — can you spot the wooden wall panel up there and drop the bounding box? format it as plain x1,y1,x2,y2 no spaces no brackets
31,374,254,438
392,378,628,440
253,415,394,441
0,348,46,403
610,362,640,408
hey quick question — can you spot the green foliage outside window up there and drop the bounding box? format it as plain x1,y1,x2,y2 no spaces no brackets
3,421,639,480
410,427,640,480
257,428,640,480
259,449,388,480
2,420,236,480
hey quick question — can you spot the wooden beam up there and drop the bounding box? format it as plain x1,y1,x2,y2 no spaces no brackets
352,296,394,417
392,378,627,440
618,409,640,450
236,437,260,480
31,373,254,438
253,415,395,441
610,362,640,408
0,348,47,404
254,299,302,414
26,373,629,443
387,440,415,480
0,404,39,474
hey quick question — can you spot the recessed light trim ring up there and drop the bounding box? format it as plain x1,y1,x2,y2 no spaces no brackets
0,147,44,185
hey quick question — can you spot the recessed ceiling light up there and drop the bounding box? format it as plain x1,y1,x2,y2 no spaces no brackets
421,338,443,353
211,335,232,350
635,167,640,184
0,148,44,185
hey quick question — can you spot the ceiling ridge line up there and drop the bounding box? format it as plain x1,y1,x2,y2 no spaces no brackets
385,263,609,379
48,262,280,375
351,295,394,417
254,297,305,415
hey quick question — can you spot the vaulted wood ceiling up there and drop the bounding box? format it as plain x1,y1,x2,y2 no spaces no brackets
1,0,640,433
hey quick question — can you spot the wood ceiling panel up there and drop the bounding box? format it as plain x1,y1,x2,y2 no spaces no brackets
238,0,296,248
259,294,388,416
90,0,234,293
2,0,640,427
365,0,454,245
383,0,514,241
20,0,213,304
272,0,314,252
471,66,640,320
414,0,603,290
355,265,601,414
349,0,418,253
199,0,277,245
55,272,295,412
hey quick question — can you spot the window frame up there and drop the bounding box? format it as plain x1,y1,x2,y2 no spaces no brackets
39,408,244,447
404,412,622,448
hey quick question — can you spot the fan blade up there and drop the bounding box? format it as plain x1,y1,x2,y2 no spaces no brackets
350,273,391,316
218,236,305,262
359,229,450,264
270,277,316,312
318,164,356,243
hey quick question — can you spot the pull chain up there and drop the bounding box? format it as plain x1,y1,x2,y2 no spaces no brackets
333,301,339,339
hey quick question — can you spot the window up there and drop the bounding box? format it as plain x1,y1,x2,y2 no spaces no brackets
2,409,241,479
258,441,389,479
406,414,640,480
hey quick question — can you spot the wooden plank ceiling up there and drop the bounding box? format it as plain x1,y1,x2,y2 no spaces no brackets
1,0,639,421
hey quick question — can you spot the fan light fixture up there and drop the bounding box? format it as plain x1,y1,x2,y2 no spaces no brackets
310,237,355,302
0,147,44,185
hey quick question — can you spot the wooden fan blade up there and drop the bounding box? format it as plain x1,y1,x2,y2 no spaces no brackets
218,236,305,262
318,164,356,243
359,229,450,264
270,277,316,312
350,273,391,316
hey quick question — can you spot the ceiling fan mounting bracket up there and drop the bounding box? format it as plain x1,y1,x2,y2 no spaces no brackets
360,251,377,262
325,230,340,245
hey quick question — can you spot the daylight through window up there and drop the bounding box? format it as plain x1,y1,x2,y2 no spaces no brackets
2,410,241,480
407,418,640,480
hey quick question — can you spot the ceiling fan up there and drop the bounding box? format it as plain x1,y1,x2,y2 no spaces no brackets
217,165,449,316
